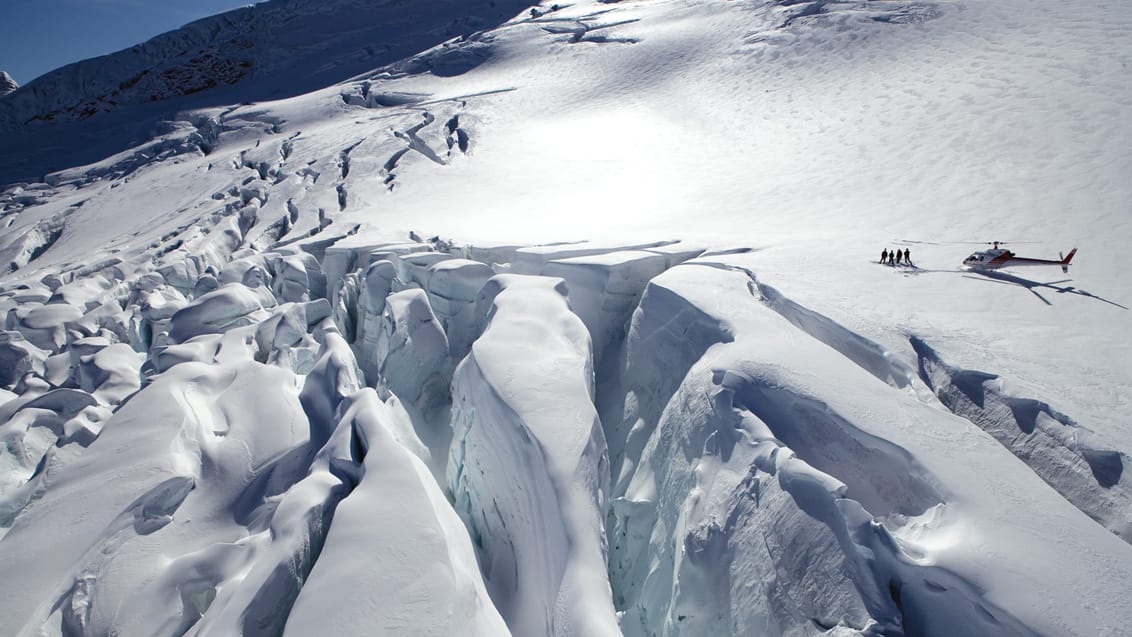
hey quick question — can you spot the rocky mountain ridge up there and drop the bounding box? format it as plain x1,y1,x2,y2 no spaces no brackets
0,0,527,133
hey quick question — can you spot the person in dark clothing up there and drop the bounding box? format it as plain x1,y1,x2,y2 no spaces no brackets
894,249,902,265
889,250,896,266
904,248,911,265
881,249,888,264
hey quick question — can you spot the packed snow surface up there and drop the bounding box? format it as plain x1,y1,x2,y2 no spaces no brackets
1,0,1130,635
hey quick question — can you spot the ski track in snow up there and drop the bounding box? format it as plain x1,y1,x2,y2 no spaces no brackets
1,0,1131,635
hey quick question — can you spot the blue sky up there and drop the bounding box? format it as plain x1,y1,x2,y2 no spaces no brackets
0,1,263,85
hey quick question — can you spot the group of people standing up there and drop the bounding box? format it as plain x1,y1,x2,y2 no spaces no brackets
881,248,911,266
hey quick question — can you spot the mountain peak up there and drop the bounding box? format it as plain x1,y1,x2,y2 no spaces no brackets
0,71,17,97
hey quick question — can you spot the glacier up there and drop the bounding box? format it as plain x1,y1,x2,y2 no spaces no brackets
1,0,1131,635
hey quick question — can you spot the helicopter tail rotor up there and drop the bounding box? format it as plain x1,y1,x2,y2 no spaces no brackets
1060,248,1077,273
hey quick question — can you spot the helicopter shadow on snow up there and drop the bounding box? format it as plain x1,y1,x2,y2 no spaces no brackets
961,270,1128,309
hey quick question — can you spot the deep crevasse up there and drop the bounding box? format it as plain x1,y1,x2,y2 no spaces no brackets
1,235,1131,636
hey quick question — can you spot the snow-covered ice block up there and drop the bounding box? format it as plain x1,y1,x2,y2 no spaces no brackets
194,217,246,274
319,241,416,287
167,282,278,344
426,258,494,360
284,388,506,636
191,273,219,298
461,244,523,268
2,283,53,304
0,331,47,388
365,242,433,264
8,390,109,450
187,385,422,635
450,273,619,637
390,250,456,289
6,302,83,351
0,359,311,636
541,250,669,367
366,288,450,473
642,242,706,268
216,256,265,286
129,271,164,294
157,257,207,295
0,389,103,516
320,244,374,303
251,299,332,373
136,284,188,321
67,337,143,404
43,351,73,386
510,240,677,275
149,335,222,374
428,258,494,303
255,299,332,351
270,252,327,303
362,259,397,315
300,329,363,447
47,274,115,310
372,289,449,406
355,259,397,373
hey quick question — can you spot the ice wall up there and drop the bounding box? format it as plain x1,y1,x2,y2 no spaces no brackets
604,263,1132,637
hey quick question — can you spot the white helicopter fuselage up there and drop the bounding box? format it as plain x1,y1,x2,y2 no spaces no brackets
963,247,1077,273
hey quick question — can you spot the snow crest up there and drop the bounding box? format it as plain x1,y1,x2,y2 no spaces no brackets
448,274,619,637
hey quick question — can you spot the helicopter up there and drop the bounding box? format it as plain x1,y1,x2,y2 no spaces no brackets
962,242,1077,273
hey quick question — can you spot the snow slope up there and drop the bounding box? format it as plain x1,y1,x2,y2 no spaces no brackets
1,0,1130,635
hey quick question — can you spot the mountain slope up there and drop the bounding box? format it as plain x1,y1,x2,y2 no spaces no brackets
0,0,530,184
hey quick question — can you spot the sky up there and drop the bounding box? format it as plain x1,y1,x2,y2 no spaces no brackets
0,1,264,85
